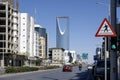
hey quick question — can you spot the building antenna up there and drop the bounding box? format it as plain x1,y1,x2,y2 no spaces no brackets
34,8,37,23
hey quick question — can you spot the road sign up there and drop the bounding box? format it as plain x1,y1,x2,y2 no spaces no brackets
95,18,117,37
82,53,88,60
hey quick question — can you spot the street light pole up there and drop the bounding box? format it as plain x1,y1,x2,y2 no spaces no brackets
96,2,110,80
96,2,110,20
110,0,117,80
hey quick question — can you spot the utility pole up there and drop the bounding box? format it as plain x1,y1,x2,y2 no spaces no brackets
110,0,117,80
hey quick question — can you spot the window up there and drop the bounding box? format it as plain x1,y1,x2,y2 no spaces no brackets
39,54,42,56
23,23,25,25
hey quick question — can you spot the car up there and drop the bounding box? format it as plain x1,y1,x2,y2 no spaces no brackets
62,64,72,72
94,60,110,80
87,65,93,70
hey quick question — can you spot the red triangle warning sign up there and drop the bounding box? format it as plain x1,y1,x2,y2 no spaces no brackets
95,18,117,37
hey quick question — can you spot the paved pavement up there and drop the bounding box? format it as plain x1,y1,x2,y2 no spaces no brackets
0,68,56,78
0,68,5,74
0,67,95,80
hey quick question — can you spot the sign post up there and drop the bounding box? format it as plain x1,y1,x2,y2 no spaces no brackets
95,18,117,80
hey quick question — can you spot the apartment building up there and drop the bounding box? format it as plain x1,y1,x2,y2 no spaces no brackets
19,13,30,55
0,1,48,67
18,13,38,66
35,24,48,59
49,48,65,65
0,0,21,66
33,30,40,57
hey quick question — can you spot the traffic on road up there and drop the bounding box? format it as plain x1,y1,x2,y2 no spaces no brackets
0,65,94,80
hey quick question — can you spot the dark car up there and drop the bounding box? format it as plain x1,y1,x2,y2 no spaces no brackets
94,60,110,80
62,64,72,72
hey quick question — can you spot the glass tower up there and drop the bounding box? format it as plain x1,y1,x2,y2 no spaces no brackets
56,16,69,50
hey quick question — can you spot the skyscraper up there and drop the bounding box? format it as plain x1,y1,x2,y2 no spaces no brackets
35,25,48,59
56,16,69,50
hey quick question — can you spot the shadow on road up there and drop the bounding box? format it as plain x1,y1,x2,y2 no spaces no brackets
42,76,59,80
70,70,94,80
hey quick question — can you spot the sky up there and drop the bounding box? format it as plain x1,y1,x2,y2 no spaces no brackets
18,0,120,63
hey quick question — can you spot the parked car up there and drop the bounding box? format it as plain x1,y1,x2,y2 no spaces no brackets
94,60,110,80
62,63,72,72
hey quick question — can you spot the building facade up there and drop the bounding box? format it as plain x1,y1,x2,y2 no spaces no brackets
56,16,69,50
63,50,77,64
0,0,20,66
35,24,47,59
18,13,42,66
18,13,34,56
33,30,40,57
49,48,65,65
0,0,48,67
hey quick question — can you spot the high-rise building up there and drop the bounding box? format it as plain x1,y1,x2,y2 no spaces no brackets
56,16,69,50
33,30,40,57
19,13,39,66
35,24,47,59
18,13,34,57
0,0,19,66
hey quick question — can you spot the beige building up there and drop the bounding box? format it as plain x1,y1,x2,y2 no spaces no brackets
34,24,47,59
49,48,65,65
39,36,46,59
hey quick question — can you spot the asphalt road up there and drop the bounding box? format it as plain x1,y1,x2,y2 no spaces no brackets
0,66,94,80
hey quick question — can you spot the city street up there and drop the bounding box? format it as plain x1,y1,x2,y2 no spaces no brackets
0,66,94,80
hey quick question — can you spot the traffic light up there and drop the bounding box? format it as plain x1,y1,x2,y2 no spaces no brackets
102,37,109,51
117,35,120,52
111,37,117,50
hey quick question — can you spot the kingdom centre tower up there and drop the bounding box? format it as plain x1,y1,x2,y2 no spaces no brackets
56,16,69,50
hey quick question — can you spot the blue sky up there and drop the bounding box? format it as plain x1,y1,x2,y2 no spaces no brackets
18,0,120,63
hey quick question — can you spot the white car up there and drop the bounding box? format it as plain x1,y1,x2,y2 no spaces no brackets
87,65,93,70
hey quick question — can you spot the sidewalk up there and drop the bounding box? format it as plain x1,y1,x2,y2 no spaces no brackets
0,68,5,74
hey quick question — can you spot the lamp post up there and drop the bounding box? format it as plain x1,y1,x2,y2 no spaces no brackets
96,2,110,80
96,2,110,19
